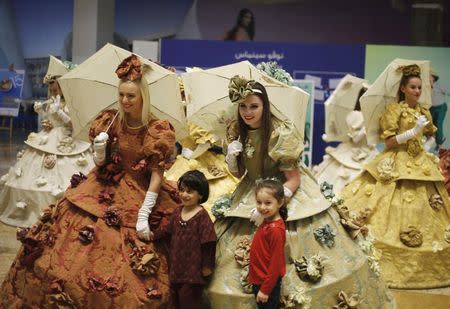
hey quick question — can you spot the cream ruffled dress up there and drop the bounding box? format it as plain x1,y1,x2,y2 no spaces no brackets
315,111,378,194
0,97,94,227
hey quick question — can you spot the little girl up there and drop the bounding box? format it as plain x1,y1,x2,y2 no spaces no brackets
151,170,217,309
249,179,287,309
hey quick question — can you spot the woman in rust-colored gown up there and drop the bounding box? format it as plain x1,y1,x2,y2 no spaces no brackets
0,55,180,308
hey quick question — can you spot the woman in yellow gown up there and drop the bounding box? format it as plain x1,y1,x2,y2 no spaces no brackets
207,76,395,308
165,123,239,219
340,64,450,288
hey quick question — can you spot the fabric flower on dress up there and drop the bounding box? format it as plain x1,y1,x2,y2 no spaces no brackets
41,119,53,132
115,54,142,81
147,286,163,299
48,279,76,309
336,206,370,239
96,162,125,186
234,236,252,267
320,182,335,200
76,156,88,167
104,206,121,227
356,234,381,276
16,149,25,159
313,224,336,248
16,227,30,242
35,176,48,187
399,225,423,247
19,237,44,268
432,241,443,253
70,172,87,188
429,194,443,210
280,286,312,309
104,278,121,296
15,167,22,177
293,254,325,283
239,265,253,294
211,195,231,219
43,154,57,169
57,136,75,153
228,75,255,104
244,140,255,158
406,138,422,157
377,158,398,182
333,291,360,309
78,225,95,244
98,189,115,205
445,226,450,243
88,275,105,291
129,247,160,276
15,200,27,209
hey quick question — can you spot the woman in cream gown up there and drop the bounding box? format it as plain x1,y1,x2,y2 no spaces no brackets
207,76,395,308
315,109,378,193
0,78,93,227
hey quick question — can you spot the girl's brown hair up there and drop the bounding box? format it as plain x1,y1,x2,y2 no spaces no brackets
236,82,273,177
255,178,288,221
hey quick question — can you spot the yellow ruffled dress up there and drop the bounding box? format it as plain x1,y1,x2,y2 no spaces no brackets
165,124,239,219
340,102,450,288
207,118,395,308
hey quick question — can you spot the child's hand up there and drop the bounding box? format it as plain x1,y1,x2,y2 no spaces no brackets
202,267,212,277
256,290,269,303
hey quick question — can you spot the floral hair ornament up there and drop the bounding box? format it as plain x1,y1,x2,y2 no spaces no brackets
256,61,293,86
115,54,143,81
228,75,262,104
396,64,421,78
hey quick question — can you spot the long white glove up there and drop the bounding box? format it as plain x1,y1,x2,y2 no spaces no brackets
395,115,429,144
93,132,108,166
283,185,293,198
136,191,158,241
49,95,61,113
225,140,243,173
348,127,366,144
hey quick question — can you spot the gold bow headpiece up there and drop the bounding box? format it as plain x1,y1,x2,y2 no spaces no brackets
396,64,421,78
228,75,262,104
116,54,143,81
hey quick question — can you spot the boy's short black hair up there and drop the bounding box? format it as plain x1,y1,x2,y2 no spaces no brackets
178,170,210,204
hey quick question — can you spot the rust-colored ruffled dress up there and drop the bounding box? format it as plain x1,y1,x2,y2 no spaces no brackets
0,110,181,308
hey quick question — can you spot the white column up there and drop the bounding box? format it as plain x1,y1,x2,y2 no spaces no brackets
72,0,114,64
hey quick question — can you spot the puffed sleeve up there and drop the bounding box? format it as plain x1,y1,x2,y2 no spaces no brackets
268,120,303,171
379,102,401,140
88,109,118,142
420,106,437,137
189,123,217,145
142,119,176,169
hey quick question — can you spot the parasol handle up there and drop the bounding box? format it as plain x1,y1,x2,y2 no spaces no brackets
104,111,119,134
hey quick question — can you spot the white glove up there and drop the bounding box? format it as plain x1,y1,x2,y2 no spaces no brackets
56,109,71,124
250,207,264,226
136,191,158,241
181,147,194,159
33,101,43,112
395,115,429,144
348,128,366,144
93,132,108,166
424,136,436,152
49,95,61,113
322,134,331,142
225,140,243,173
283,185,293,198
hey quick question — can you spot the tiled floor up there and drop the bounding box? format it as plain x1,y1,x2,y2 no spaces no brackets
0,130,449,307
